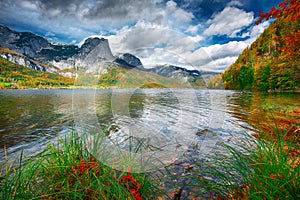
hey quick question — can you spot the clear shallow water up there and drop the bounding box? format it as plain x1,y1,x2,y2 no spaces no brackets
0,89,299,168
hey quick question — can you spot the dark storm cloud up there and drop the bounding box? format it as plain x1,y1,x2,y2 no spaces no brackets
0,0,84,19
80,0,162,24
0,0,161,22
26,0,84,10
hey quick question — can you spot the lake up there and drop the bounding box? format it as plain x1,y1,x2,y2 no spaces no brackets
0,89,299,170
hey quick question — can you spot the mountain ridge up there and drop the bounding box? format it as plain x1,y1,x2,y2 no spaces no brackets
0,24,211,88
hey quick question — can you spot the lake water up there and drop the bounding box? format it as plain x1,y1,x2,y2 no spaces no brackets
0,89,299,170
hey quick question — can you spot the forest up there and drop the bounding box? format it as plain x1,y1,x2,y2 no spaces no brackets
222,0,300,91
0,57,74,89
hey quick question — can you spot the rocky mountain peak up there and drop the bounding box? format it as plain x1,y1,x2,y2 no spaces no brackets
78,37,114,60
81,37,106,50
0,24,51,58
114,53,144,69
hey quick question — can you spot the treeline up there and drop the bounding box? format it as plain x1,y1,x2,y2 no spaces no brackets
222,5,300,91
97,66,198,88
0,58,74,89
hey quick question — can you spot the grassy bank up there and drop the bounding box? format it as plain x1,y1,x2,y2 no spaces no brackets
0,133,163,200
1,125,299,199
189,127,300,199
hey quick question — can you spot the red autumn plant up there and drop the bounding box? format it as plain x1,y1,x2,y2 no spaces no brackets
256,0,300,24
269,174,277,179
54,157,101,186
120,174,143,200
256,0,300,58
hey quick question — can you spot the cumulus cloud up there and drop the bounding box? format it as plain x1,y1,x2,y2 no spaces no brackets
108,28,248,72
203,6,254,37
166,1,194,24
0,0,273,72
185,24,203,34
179,40,248,71
18,0,83,18
0,0,165,25
249,21,270,38
104,21,203,68
203,41,248,60
200,56,238,72
227,0,243,7
19,1,39,11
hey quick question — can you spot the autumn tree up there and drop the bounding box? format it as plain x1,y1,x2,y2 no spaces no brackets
256,0,300,58
222,0,300,91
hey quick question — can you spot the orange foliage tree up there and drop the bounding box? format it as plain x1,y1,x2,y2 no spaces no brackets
256,0,300,58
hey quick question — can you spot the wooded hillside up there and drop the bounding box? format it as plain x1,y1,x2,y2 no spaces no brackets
223,1,300,91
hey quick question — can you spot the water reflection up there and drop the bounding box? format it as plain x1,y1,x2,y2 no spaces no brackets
0,89,299,166
227,92,300,133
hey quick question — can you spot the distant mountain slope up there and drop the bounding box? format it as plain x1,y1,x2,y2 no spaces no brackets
0,24,209,88
97,66,206,89
147,65,206,88
0,57,74,89
0,46,48,72
222,15,300,91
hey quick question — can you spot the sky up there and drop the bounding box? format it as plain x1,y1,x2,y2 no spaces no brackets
0,0,282,72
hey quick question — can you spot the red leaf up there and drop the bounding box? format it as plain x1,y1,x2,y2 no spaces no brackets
270,174,276,179
290,150,297,157
90,157,95,162
278,173,284,178
186,165,193,170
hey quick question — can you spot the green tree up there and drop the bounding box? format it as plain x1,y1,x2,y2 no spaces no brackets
237,65,254,89
257,65,271,91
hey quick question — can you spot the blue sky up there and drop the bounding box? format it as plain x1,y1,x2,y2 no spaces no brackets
0,0,282,72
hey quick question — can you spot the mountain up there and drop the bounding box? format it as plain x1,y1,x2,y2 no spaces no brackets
0,56,73,89
114,53,144,69
146,65,206,88
222,15,300,91
0,24,143,73
147,64,200,77
0,25,52,60
0,24,207,88
0,46,47,72
0,25,114,71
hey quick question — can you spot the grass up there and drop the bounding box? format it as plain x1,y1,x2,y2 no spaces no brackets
190,126,300,199
0,132,164,200
1,125,299,199
260,100,300,113
0,81,11,89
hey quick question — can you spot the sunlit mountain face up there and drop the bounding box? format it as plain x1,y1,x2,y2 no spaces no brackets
0,0,281,72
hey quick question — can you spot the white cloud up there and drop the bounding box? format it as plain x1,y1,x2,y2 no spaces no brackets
203,7,254,37
203,41,248,60
249,21,270,38
102,20,205,69
19,1,39,11
179,40,249,71
45,31,55,37
102,17,256,72
227,0,243,7
185,24,202,34
0,0,273,73
201,56,239,72
166,1,194,24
